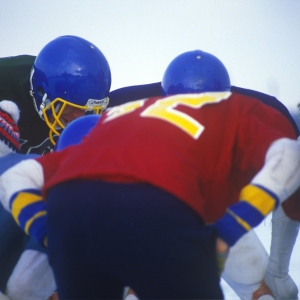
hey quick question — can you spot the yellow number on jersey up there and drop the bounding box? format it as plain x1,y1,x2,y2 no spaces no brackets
104,99,145,122
104,92,231,139
141,92,231,139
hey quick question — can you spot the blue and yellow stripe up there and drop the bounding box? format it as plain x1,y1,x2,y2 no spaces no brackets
9,189,47,246
214,184,279,246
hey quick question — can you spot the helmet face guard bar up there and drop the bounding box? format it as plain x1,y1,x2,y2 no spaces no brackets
41,97,109,145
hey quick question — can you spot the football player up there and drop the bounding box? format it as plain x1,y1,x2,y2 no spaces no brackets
110,50,299,300
0,35,111,300
1,50,300,299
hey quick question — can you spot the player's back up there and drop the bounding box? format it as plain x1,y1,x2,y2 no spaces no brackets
39,91,297,222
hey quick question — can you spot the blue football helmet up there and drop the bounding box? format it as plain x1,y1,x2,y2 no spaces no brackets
29,35,111,144
161,50,231,95
55,114,100,151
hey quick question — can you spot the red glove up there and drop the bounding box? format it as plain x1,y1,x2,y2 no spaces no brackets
0,100,20,156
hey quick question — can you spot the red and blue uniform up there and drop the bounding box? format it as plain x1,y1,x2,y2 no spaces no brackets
2,90,299,299
38,92,296,224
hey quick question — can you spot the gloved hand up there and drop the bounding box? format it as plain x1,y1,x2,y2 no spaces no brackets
264,273,298,300
0,100,20,156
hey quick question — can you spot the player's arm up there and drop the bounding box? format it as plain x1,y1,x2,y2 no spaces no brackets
214,137,300,246
0,158,47,246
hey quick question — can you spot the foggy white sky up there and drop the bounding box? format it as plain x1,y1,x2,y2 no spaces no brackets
1,0,300,112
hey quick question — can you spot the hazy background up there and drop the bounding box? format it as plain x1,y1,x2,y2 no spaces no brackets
1,1,300,298
1,1,300,111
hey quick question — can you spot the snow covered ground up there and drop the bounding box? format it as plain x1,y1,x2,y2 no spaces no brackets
221,214,300,299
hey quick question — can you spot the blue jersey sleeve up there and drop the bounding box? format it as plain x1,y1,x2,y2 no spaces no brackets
9,188,47,246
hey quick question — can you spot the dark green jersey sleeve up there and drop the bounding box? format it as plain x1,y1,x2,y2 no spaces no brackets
0,55,52,154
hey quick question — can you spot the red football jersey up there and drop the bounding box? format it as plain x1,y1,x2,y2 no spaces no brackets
37,92,297,223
